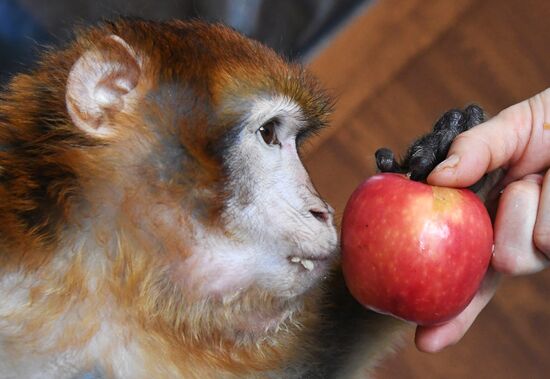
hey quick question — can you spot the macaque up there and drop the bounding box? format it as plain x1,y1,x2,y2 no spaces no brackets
0,19,479,378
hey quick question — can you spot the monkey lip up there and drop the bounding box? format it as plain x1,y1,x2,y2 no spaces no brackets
287,254,333,272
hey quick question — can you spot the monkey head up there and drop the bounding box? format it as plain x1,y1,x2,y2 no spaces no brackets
0,19,337,344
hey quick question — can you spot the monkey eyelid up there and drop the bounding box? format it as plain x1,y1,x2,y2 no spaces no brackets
256,117,282,147
258,116,280,128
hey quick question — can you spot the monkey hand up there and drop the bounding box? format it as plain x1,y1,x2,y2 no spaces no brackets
375,104,485,184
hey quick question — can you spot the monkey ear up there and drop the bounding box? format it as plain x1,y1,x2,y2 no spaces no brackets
66,35,141,137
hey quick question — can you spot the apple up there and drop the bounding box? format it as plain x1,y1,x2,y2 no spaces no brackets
341,173,493,325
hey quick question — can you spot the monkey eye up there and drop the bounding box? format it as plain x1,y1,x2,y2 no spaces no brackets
258,120,280,146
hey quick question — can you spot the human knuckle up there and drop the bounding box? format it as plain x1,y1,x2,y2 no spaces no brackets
502,180,538,199
541,88,550,125
449,131,470,148
533,225,550,256
493,243,548,275
498,105,521,129
540,87,550,101
492,244,534,275
491,248,519,275
526,91,550,134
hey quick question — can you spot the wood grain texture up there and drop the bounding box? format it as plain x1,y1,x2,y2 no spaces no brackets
305,0,476,155
305,0,550,377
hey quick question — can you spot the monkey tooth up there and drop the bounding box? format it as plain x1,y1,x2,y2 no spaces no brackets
301,259,314,271
289,256,315,271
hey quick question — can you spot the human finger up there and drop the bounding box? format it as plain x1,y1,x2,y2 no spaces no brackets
533,170,550,257
492,174,550,275
427,89,550,188
415,268,500,353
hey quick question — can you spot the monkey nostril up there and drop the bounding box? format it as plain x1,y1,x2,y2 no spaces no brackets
310,209,329,223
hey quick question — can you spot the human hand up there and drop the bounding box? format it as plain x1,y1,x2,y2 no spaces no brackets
415,88,550,352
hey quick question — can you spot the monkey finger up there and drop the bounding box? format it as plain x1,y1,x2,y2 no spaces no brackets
414,268,501,353
534,170,550,257
492,175,550,275
375,148,401,172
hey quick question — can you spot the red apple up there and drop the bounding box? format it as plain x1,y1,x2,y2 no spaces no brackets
341,173,493,325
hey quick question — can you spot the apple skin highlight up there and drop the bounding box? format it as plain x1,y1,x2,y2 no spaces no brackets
341,173,493,326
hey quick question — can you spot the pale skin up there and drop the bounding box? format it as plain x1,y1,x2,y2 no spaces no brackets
416,88,550,352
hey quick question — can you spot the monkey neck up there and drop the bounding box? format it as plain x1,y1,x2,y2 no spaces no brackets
104,228,322,374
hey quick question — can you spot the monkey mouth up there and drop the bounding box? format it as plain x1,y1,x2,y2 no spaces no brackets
287,255,332,271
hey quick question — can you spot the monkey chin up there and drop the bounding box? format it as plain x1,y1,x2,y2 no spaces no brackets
282,252,338,296
159,243,337,341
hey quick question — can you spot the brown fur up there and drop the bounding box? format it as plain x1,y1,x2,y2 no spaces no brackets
0,19,402,378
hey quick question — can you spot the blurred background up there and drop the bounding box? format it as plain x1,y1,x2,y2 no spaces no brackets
1,0,550,378
0,0,367,83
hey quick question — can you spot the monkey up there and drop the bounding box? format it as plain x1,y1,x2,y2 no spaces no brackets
375,105,496,199
375,105,485,180
0,19,484,378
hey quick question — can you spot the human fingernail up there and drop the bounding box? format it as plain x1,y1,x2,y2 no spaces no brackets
434,154,460,172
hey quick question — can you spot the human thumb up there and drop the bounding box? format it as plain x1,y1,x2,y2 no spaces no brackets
427,94,544,187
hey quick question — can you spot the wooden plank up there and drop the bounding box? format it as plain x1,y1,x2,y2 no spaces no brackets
304,0,476,156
